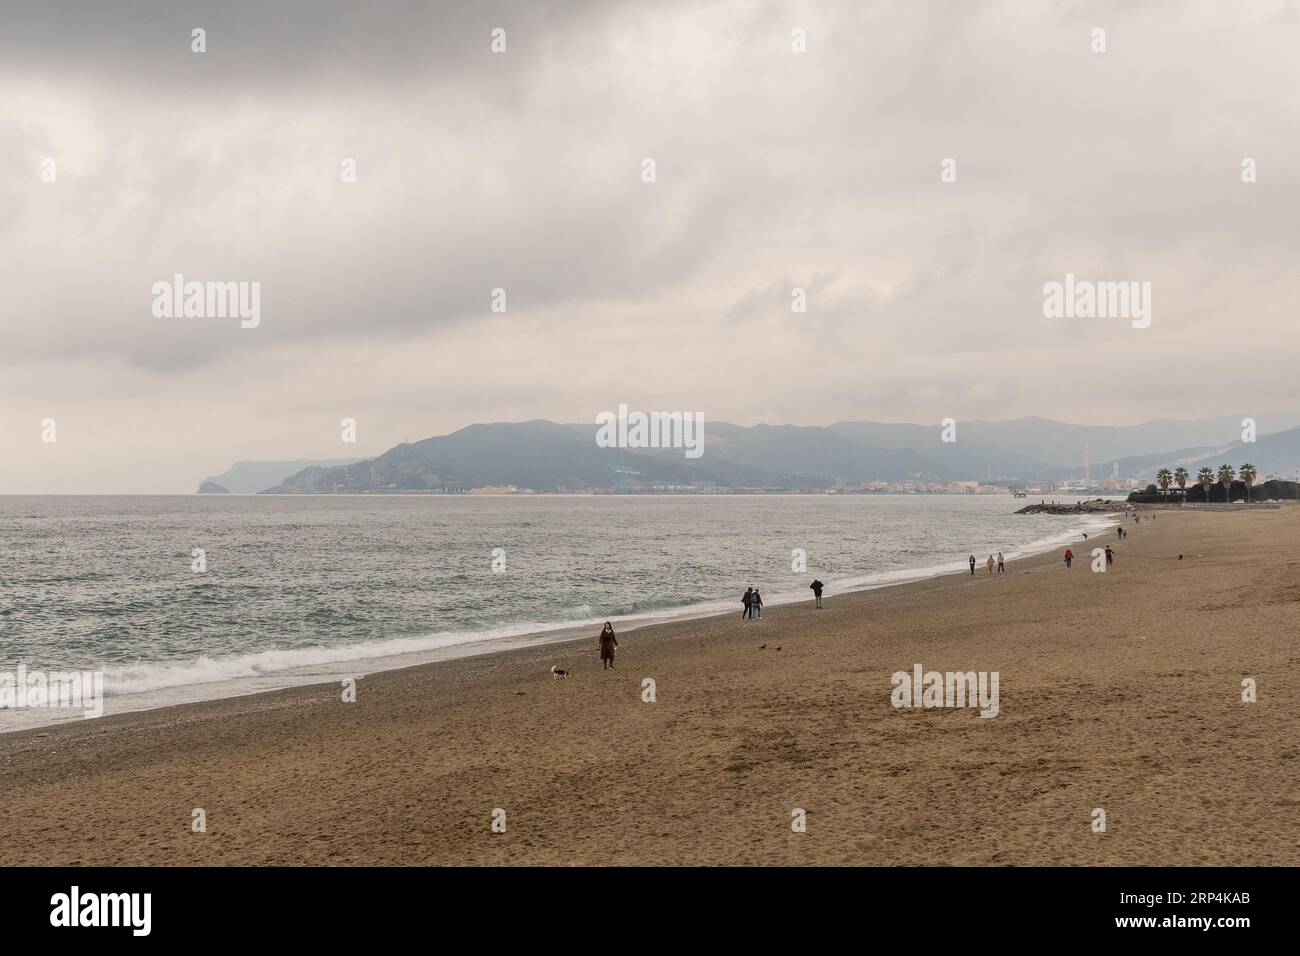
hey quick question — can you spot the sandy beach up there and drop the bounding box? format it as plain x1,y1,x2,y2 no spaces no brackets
1,507,1295,866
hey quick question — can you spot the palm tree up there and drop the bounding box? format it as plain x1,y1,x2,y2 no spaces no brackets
1217,464,1235,504
1156,468,1172,500
1239,463,1257,503
1174,466,1189,504
1197,466,1215,503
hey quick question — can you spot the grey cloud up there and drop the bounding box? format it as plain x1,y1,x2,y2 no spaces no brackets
3,0,1300,492
0,1,614,91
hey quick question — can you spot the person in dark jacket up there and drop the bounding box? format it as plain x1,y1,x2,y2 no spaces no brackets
969,555,977,575
598,622,619,669
810,579,824,608
742,587,753,620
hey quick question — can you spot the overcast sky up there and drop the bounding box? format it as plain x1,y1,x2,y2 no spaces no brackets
3,0,1298,492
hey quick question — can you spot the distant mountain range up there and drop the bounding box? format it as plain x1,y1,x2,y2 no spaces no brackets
198,458,362,494
1115,425,1300,479
195,415,1300,494
829,416,1265,479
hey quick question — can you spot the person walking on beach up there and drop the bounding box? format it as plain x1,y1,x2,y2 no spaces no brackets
1064,547,1074,568
997,552,1005,573
598,622,619,670
969,555,976,575
752,589,763,619
810,579,824,608
986,554,995,574
1105,545,1114,566
742,587,753,620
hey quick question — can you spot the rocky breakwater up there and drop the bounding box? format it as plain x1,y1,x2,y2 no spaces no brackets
1015,498,1124,515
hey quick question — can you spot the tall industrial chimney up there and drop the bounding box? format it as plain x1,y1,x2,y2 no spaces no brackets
1083,429,1091,487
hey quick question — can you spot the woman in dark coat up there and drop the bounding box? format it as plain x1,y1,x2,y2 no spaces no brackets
598,622,619,669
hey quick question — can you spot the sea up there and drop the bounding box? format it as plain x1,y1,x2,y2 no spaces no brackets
0,494,1114,730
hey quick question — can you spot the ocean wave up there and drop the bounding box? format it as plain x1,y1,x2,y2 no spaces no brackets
100,618,601,696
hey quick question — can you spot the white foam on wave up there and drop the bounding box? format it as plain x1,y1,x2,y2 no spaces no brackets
103,617,609,696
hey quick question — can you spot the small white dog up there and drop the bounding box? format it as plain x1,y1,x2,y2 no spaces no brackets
550,666,570,680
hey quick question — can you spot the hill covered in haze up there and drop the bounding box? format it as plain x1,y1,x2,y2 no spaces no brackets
241,415,1300,493
198,458,362,494
262,420,919,492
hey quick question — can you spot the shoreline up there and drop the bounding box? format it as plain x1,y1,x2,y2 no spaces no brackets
1,507,1120,733
1,507,1294,865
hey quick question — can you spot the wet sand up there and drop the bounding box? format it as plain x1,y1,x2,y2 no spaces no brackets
1,507,1296,866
